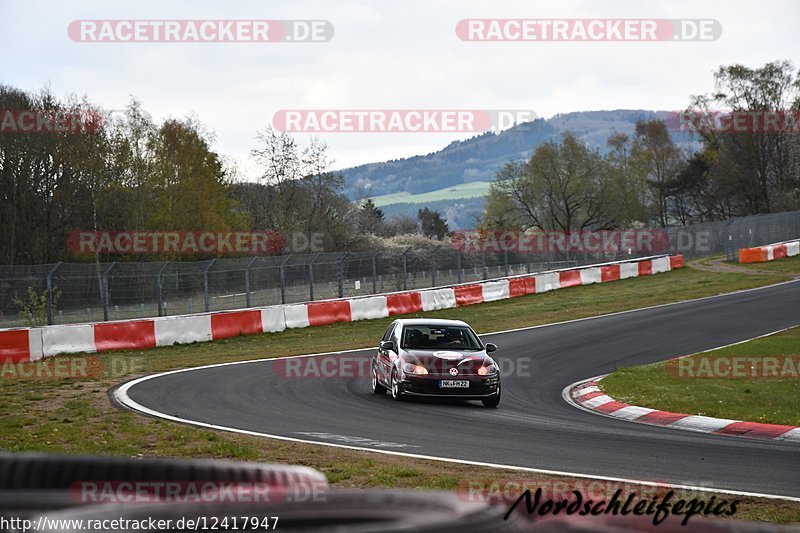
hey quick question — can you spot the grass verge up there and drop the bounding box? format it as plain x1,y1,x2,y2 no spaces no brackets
601,326,800,426
1,262,799,523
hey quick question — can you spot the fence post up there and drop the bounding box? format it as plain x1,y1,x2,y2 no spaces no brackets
156,262,169,317
457,253,463,284
401,247,411,291
338,252,350,298
203,259,216,313
101,263,115,322
503,249,509,277
480,253,486,280
372,252,380,294
279,255,291,304
45,262,61,326
526,252,532,274
309,253,321,301
431,255,437,287
245,257,257,308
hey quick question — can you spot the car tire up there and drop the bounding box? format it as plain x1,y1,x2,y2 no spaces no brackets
372,363,387,395
390,369,404,401
482,383,501,408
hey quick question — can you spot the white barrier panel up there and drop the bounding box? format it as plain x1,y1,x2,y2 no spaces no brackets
579,267,602,285
787,242,800,257
28,329,44,361
42,324,96,357
154,315,212,347
651,256,671,274
421,288,457,311
261,307,286,333
767,247,775,261
350,296,389,321
419,289,456,311
283,304,310,329
481,280,510,302
620,262,639,279
535,272,560,293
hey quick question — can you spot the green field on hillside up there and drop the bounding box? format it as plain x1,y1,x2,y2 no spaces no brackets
370,181,491,207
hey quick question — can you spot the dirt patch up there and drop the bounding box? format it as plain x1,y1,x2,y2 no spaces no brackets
691,256,799,278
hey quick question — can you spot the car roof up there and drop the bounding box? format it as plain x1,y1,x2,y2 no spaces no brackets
393,318,470,327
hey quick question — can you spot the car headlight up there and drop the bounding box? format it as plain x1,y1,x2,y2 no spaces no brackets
402,362,428,375
478,363,499,376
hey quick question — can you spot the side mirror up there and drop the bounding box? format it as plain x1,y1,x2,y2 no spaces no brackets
485,343,497,353
380,340,395,351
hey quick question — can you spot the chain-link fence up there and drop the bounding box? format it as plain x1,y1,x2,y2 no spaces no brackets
2,209,799,328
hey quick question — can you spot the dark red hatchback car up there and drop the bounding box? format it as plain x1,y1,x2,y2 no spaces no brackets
371,318,501,407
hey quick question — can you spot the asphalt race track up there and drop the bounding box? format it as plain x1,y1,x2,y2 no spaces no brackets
121,280,800,498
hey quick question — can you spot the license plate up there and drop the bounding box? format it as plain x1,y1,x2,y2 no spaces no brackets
439,380,469,388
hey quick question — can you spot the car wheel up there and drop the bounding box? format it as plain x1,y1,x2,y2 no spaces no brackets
482,382,501,408
372,363,387,395
390,369,403,401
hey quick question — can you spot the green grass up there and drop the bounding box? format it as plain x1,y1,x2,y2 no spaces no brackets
370,181,491,207
1,262,799,523
602,327,800,426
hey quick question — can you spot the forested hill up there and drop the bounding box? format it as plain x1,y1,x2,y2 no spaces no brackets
340,110,694,199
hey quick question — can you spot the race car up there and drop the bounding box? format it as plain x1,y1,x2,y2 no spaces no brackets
371,318,501,407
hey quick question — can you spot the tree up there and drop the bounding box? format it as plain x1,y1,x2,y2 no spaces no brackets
687,60,800,215
631,120,685,227
355,198,385,234
382,215,419,236
249,127,355,250
418,208,449,240
485,133,619,232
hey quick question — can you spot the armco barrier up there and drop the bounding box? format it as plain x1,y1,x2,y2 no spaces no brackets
453,284,483,306
559,270,582,288
420,288,456,311
739,239,800,263
387,292,423,316
42,324,95,357
154,315,212,346
95,320,156,352
535,272,559,293
211,310,262,340
0,255,682,362
349,296,389,321
0,328,42,362
308,300,352,327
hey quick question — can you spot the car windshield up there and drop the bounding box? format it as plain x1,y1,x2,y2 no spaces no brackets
400,325,483,351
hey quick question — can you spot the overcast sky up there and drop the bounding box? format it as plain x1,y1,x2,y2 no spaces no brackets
2,0,799,179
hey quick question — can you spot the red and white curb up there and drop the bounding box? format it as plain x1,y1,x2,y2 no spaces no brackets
565,376,800,443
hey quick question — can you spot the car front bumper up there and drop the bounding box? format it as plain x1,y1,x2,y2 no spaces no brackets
399,374,500,398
